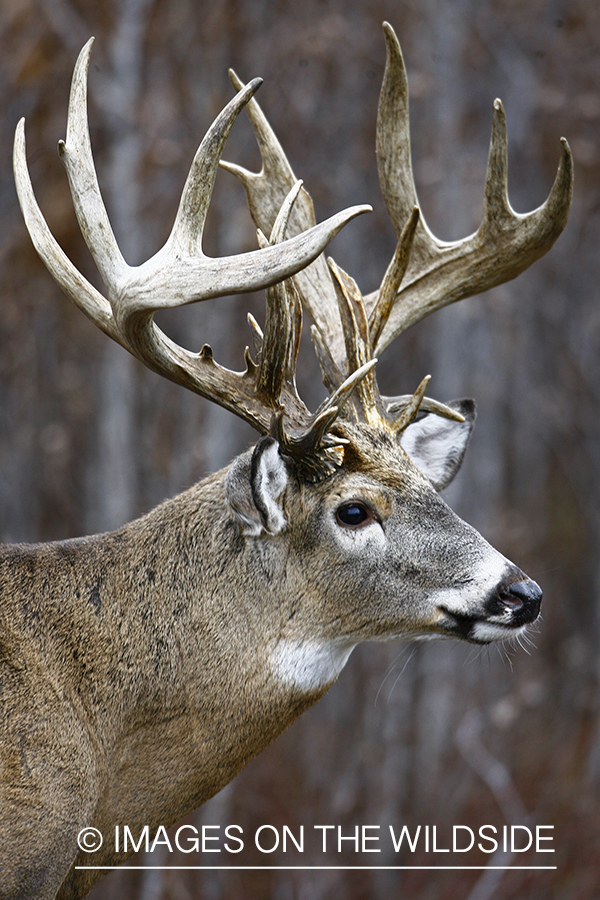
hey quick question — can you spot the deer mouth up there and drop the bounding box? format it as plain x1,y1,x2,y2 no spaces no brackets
438,578,542,644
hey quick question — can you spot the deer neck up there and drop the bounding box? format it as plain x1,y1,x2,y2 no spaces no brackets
18,469,330,835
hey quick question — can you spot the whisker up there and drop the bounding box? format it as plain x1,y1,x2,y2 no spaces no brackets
374,645,414,707
386,646,417,702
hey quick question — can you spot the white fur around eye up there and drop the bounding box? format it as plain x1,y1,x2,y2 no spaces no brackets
333,513,385,550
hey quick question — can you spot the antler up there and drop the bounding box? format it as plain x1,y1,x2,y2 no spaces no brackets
369,22,573,352
222,22,573,431
15,28,573,474
13,38,371,471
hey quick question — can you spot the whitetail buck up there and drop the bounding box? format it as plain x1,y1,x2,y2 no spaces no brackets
2,23,571,900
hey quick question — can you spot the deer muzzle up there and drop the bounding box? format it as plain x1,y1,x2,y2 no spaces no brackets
438,570,542,644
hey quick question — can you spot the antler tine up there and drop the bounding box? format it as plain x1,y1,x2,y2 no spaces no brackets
58,38,127,288
13,118,124,347
375,23,418,238
368,204,420,348
328,258,381,425
386,393,466,424
368,21,574,356
389,375,431,434
254,183,305,411
271,357,378,480
165,80,263,260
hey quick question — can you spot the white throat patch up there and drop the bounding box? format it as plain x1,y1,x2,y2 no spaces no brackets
270,638,356,693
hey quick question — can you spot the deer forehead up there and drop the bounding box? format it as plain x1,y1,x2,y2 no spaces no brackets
308,434,432,511
337,423,434,483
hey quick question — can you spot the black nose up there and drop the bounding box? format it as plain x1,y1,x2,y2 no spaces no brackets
500,579,542,621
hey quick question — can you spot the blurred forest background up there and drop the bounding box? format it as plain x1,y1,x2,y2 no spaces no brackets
1,0,599,898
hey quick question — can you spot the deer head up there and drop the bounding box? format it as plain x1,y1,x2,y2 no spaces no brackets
13,26,573,645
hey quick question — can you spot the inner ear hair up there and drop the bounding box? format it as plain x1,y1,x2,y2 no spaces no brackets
250,437,289,534
399,400,475,491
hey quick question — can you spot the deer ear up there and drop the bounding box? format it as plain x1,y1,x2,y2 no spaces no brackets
399,400,476,491
226,437,289,535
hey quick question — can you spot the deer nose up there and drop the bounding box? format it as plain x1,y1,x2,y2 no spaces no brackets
500,579,542,616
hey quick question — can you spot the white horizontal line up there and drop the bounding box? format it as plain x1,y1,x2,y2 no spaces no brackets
76,865,557,871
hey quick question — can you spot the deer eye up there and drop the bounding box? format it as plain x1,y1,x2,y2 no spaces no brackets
336,502,372,528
